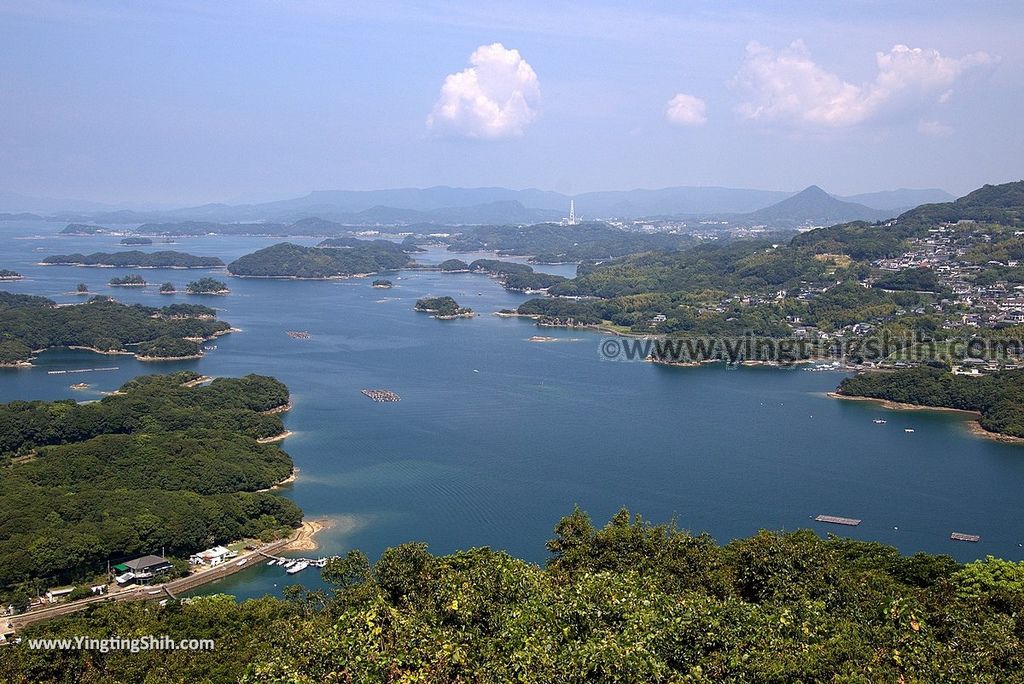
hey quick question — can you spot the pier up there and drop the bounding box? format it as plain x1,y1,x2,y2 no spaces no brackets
950,532,981,542
258,551,335,573
47,367,119,375
361,388,401,402
815,515,862,527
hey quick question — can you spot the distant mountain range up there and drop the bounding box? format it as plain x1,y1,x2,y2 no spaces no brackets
0,185,955,226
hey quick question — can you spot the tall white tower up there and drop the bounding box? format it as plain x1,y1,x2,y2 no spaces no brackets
568,200,576,225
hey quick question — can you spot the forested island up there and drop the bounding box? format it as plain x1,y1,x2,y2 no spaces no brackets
186,277,230,295
438,258,470,272
41,250,224,268
0,293,231,365
120,236,153,245
836,365,1024,438
372,279,392,288
414,296,473,319
0,372,300,605
0,270,22,281
443,222,696,262
159,282,176,294
227,241,413,278
108,274,146,287
432,257,567,292
4,508,1023,681
59,223,109,235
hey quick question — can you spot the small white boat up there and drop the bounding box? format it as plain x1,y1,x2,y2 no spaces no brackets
286,561,310,575
905,428,915,433
873,419,887,424
266,560,276,566
284,560,296,568
236,558,247,566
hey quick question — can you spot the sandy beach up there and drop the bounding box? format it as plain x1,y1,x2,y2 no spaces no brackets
826,392,981,416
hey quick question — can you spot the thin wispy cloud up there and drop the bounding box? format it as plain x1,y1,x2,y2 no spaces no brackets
427,43,540,140
734,40,996,130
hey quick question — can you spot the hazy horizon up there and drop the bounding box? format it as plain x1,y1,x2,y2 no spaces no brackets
1,1,1021,205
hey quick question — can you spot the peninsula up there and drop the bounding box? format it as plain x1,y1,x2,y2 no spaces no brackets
0,292,231,365
0,372,301,605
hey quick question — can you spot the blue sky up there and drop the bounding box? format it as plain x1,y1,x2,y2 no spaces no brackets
0,1,1021,205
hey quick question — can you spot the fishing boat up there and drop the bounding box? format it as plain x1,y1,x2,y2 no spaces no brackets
905,428,915,433
873,419,887,424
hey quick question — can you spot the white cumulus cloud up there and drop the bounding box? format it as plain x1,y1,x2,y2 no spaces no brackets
734,40,995,129
427,42,540,139
665,93,707,126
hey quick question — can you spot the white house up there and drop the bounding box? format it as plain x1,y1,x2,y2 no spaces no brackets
189,545,234,566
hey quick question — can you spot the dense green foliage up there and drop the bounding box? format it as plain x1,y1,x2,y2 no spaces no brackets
6,509,1024,682
446,222,695,263
185,277,229,294
228,241,412,278
0,293,229,363
158,281,176,293
135,336,201,358
873,267,942,292
42,251,223,268
0,270,21,279
838,366,1024,436
414,296,472,317
0,372,299,595
371,279,393,287
119,236,153,245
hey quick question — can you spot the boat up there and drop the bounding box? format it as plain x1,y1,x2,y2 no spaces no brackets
905,428,915,433
284,560,296,568
286,561,309,575
873,419,887,424
266,560,276,566
236,558,247,566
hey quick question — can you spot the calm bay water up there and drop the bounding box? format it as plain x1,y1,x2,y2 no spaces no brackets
2,221,1023,599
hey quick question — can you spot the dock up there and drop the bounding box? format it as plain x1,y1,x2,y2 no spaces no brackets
361,388,401,402
47,367,119,375
815,514,862,527
950,532,980,542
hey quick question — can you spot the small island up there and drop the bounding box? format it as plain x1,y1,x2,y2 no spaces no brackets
42,250,224,268
159,282,177,294
414,296,474,319
186,277,230,295
0,269,22,281
109,274,147,287
372,279,393,288
120,236,153,246
60,223,109,235
75,283,89,295
438,258,470,272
